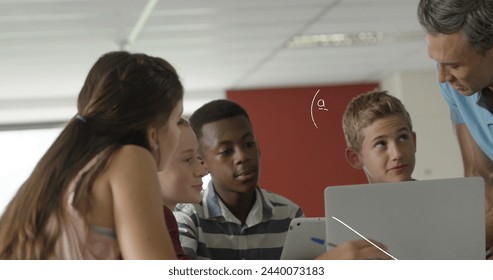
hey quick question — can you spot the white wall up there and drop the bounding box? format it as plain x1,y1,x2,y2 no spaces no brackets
381,69,463,180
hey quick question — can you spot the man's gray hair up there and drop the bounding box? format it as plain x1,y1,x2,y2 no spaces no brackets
417,0,493,53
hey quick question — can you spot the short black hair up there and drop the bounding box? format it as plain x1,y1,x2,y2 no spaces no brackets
189,99,251,139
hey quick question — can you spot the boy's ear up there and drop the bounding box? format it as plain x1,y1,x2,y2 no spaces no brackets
412,131,417,152
345,148,363,169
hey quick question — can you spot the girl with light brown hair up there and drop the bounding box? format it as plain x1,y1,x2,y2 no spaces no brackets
0,51,183,259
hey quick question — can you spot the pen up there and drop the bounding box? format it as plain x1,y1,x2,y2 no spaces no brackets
310,237,337,248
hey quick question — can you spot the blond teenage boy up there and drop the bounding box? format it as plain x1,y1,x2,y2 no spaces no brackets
342,90,417,183
314,90,416,260
341,89,493,259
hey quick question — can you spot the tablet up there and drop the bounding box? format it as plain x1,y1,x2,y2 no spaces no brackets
280,217,326,260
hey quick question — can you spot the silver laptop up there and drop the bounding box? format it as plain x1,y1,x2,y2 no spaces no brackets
280,217,326,260
324,177,486,260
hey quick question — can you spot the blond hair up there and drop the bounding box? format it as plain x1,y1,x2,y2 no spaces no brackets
342,90,412,151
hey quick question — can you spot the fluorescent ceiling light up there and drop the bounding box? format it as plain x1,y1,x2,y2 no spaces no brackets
286,31,424,48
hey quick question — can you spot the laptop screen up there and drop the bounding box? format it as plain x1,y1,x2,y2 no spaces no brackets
324,177,485,260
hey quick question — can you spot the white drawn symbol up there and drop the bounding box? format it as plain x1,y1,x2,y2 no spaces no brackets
331,216,398,260
310,89,328,128
317,99,328,111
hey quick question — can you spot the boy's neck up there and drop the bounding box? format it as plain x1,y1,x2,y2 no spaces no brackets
215,187,256,224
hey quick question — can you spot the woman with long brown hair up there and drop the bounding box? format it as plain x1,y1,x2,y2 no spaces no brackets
0,51,182,259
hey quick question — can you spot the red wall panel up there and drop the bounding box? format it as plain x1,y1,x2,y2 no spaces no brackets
227,83,379,217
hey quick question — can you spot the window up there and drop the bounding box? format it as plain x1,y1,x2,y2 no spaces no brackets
0,128,61,214
0,128,211,214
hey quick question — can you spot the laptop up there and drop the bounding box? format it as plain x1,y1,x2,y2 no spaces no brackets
280,217,326,260
324,177,486,260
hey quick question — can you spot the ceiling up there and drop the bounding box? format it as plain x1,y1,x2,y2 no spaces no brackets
0,0,434,127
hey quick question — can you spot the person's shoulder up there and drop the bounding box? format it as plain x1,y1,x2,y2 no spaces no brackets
173,202,206,225
258,187,301,208
108,145,156,170
112,144,154,163
105,145,158,186
175,202,199,212
259,187,304,217
174,200,205,215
